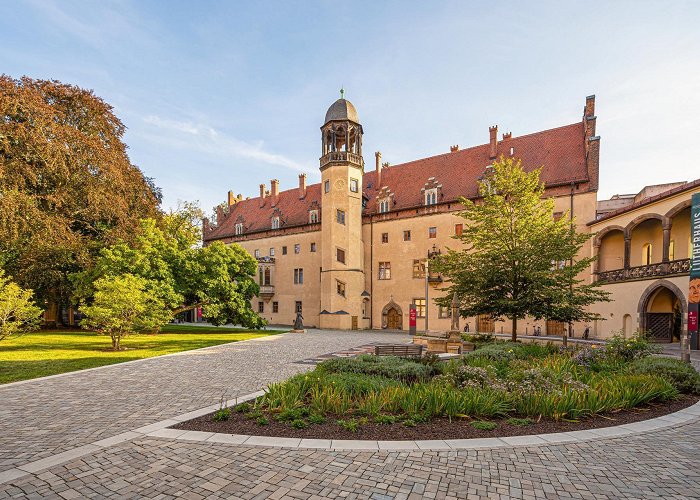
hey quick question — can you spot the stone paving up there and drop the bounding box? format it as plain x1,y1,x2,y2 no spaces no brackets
1,329,699,499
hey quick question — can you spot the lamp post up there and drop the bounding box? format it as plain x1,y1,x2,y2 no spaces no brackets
424,256,429,334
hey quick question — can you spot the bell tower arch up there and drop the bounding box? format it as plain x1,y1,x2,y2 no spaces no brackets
319,90,365,330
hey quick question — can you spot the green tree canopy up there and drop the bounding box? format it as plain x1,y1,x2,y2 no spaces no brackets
0,270,43,341
0,75,160,309
433,157,609,341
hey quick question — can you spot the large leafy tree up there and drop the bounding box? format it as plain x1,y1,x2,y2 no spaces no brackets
0,270,43,341
433,157,609,341
75,203,265,330
0,76,160,311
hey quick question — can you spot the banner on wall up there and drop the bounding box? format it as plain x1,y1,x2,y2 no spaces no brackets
689,192,700,349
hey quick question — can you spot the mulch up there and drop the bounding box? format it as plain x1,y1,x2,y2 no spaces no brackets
172,395,699,441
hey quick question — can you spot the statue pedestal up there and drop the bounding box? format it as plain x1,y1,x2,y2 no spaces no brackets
291,329,306,333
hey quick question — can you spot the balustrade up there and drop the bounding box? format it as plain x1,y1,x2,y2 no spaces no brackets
596,258,690,283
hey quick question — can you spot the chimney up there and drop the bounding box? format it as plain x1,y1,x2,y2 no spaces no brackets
502,132,512,140
585,95,595,118
216,205,224,223
202,217,210,234
450,145,459,152
584,95,597,138
259,183,266,207
375,151,382,188
298,173,307,199
270,179,279,198
489,125,498,159
228,190,235,207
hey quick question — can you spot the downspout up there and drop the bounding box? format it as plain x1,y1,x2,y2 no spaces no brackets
566,181,576,345
370,214,374,328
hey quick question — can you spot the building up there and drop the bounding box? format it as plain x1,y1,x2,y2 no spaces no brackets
203,94,698,341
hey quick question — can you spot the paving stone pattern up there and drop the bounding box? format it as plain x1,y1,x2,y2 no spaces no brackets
1,329,700,499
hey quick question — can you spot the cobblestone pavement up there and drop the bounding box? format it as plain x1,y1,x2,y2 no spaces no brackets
1,329,700,499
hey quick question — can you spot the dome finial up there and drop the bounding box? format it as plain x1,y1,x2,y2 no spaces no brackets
340,86,345,99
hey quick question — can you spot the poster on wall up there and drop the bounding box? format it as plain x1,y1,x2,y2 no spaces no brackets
689,192,700,349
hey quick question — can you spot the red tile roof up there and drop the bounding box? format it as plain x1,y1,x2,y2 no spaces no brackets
206,121,590,241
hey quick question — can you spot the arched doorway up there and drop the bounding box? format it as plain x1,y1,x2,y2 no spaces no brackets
381,300,403,330
638,280,686,343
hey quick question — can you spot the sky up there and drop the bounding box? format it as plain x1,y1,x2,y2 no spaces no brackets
2,1,699,215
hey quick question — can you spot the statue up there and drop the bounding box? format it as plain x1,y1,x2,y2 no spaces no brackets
450,292,460,332
293,311,304,332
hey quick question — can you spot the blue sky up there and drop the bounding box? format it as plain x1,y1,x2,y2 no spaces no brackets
3,1,699,214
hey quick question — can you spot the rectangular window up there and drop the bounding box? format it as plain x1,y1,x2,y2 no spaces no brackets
336,209,345,225
296,301,302,314
429,227,437,239
413,298,426,318
350,178,359,193
324,180,330,193
378,262,391,280
403,230,411,241
254,249,261,258
258,301,264,313
454,223,463,236
381,232,388,244
282,246,287,255
294,268,304,284
337,248,346,264
336,280,346,297
309,210,319,223
439,305,452,318
271,217,280,229
413,259,426,279
272,301,279,313
294,244,301,254
269,248,275,257
310,242,317,252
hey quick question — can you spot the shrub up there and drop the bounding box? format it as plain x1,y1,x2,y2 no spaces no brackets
212,407,231,422
605,331,660,362
471,420,497,430
337,419,361,432
628,357,700,395
466,342,557,363
308,413,326,424
290,419,308,429
374,414,398,425
402,419,416,427
318,355,435,383
462,333,495,345
506,417,532,426
234,402,251,413
256,416,269,426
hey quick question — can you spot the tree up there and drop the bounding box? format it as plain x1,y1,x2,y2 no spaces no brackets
0,76,160,313
80,274,170,350
74,203,265,330
0,271,43,341
433,157,609,341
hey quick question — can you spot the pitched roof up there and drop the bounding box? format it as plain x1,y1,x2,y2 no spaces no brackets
206,121,589,241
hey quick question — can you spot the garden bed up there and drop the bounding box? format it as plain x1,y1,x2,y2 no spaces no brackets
174,336,700,440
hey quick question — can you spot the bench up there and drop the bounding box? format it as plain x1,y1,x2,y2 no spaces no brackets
374,344,424,359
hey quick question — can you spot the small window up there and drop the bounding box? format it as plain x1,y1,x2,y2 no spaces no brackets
324,180,330,193
296,301,303,314
309,210,319,223
438,305,451,319
413,259,426,279
311,242,317,252
403,230,411,241
336,209,346,225
337,248,346,264
454,224,463,236
272,301,279,313
350,178,359,193
294,244,301,254
294,268,304,284
413,298,426,318
379,198,390,213
269,248,275,257
258,301,264,313
336,280,346,297
234,223,243,235
425,188,437,206
282,246,288,255
271,217,280,229
429,227,437,239
261,267,271,285
378,262,391,280
510,146,515,156
381,233,388,244
254,249,261,258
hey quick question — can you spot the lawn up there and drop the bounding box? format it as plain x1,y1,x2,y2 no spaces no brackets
0,324,286,384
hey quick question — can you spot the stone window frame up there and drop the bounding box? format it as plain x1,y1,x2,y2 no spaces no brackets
272,301,279,313
271,216,280,229
234,223,243,235
336,247,346,265
324,180,330,193
258,301,264,313
294,243,301,254
336,209,346,225
282,246,288,255
378,261,391,280
310,242,317,252
429,226,437,239
381,232,389,244
413,298,426,318
309,210,319,224
293,268,304,285
336,279,346,297
403,230,411,241
424,188,438,206
413,259,426,279
254,249,261,258
350,178,359,193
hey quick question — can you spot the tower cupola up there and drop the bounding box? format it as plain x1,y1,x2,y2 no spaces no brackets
320,89,364,170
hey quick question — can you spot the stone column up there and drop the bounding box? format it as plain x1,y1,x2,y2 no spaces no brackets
624,235,631,269
662,223,672,262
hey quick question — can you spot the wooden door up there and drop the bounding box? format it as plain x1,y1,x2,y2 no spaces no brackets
477,315,494,333
546,320,566,336
351,316,358,330
646,313,673,343
386,308,402,329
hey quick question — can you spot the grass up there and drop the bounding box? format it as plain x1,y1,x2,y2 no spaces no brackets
0,324,285,384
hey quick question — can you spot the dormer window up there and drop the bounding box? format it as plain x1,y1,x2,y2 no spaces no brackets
425,188,437,206
378,198,390,214
271,216,280,229
309,210,319,224
234,223,243,235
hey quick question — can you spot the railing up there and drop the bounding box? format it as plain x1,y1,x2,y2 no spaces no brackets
259,285,275,297
319,151,364,168
596,258,690,283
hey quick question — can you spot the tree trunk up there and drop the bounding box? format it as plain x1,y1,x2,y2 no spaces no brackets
111,335,120,351
511,317,517,342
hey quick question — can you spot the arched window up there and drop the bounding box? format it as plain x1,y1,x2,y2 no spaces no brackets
642,243,652,265
424,188,437,206
378,198,390,214
234,223,243,235
271,217,280,229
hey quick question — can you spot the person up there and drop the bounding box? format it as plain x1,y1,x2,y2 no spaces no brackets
583,326,590,340
463,323,470,333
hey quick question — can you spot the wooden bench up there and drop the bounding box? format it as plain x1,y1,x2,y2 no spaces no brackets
374,344,424,359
